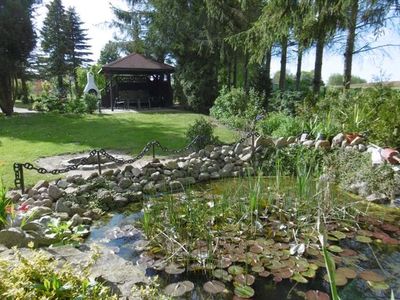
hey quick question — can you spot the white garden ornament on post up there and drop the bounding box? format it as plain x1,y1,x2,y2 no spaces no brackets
83,72,101,112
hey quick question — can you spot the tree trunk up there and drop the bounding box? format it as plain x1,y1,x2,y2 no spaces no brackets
227,58,231,90
233,53,237,87
57,75,64,97
0,75,14,116
21,75,29,104
343,0,359,89
264,47,272,110
313,36,325,95
295,46,303,91
279,36,288,92
244,52,249,94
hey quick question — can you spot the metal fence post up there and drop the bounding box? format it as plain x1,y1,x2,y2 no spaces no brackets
13,163,25,194
97,151,102,175
152,143,156,159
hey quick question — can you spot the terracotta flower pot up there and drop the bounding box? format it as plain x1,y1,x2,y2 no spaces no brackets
381,148,400,164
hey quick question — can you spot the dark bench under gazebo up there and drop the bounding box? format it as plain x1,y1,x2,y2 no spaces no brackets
101,53,175,110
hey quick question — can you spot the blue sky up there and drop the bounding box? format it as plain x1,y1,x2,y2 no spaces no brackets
35,0,400,82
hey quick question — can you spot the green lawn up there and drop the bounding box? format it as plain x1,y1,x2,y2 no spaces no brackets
0,111,237,189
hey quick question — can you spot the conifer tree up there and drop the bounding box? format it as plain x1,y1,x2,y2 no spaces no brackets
0,0,36,115
65,7,92,97
40,0,69,96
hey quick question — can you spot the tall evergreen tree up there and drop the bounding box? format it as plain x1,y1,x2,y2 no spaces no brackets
41,0,68,96
0,0,36,115
65,7,92,97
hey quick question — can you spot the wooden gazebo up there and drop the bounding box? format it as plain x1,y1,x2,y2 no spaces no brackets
101,53,175,110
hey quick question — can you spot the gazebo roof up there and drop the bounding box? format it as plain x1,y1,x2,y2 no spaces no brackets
101,53,175,74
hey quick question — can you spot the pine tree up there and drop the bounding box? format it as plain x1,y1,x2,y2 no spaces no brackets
65,7,92,97
0,0,36,115
40,0,69,96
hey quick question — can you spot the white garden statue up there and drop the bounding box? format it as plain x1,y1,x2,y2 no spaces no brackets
83,72,100,97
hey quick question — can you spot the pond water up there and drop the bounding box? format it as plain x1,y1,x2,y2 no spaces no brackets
85,178,400,299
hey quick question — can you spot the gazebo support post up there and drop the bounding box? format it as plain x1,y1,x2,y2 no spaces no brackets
110,75,114,111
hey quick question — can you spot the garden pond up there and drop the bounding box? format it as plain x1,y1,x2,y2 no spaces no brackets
85,177,400,299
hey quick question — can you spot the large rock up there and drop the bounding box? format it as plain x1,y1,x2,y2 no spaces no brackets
27,206,53,220
275,137,288,149
0,228,31,248
33,180,49,191
169,181,184,191
331,133,345,147
89,250,148,298
164,160,178,169
366,193,390,204
315,140,331,150
118,178,132,189
55,199,72,215
48,184,63,200
254,136,274,148
96,190,114,209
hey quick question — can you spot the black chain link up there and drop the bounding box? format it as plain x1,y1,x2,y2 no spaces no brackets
14,132,260,191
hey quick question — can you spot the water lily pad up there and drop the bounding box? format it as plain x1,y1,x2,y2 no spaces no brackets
165,264,185,275
302,268,316,278
234,285,255,298
252,265,265,273
357,229,373,236
328,245,343,253
258,270,271,277
339,248,358,257
359,270,385,282
228,265,244,275
249,244,263,254
234,274,255,286
337,267,357,279
323,272,348,286
356,235,372,243
305,290,330,300
203,280,226,294
367,281,390,290
291,273,308,283
218,256,233,268
306,247,321,257
274,268,294,279
164,281,194,297
330,231,347,240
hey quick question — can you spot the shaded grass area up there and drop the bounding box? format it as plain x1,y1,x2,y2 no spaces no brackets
0,111,237,188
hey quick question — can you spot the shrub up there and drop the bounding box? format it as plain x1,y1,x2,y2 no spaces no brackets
186,117,218,150
32,94,67,113
210,86,264,129
0,182,11,229
83,93,99,114
258,112,303,138
268,90,306,114
66,97,87,114
0,249,116,299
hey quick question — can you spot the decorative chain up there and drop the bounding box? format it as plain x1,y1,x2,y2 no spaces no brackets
13,132,260,191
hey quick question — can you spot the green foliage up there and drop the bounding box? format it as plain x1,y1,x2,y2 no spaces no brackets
186,117,218,150
98,41,121,65
327,73,367,86
33,93,98,114
0,182,11,229
82,94,99,113
268,90,306,115
32,94,66,113
0,249,116,299
317,87,400,147
0,0,36,116
131,276,172,300
210,87,264,129
257,112,302,138
44,218,89,246
261,144,325,177
324,150,397,197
